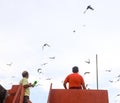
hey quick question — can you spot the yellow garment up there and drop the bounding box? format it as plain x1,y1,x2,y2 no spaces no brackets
19,77,30,96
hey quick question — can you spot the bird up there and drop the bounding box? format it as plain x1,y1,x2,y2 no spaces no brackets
42,43,50,50
6,62,13,66
83,5,94,14
49,57,55,59
117,78,120,82
61,80,64,83
117,74,120,77
82,24,86,27
73,30,76,33
109,80,113,83
84,72,90,75
105,69,112,72
37,68,42,73
11,76,16,78
116,94,120,96
85,59,90,64
46,78,52,80
86,84,88,88
41,63,48,66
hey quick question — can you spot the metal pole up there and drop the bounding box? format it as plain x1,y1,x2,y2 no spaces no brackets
96,54,98,89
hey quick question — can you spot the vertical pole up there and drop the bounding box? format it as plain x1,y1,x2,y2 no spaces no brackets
96,54,98,89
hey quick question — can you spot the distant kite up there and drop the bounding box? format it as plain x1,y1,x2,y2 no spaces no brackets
42,43,50,50
84,5,94,14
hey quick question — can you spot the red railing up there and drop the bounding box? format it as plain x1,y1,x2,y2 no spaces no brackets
5,85,32,103
13,84,25,103
47,84,109,103
47,83,52,103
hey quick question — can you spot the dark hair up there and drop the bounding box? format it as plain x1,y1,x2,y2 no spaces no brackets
22,71,29,77
72,66,79,73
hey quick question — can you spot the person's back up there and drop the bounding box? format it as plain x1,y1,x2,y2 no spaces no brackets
20,77,30,96
66,73,84,89
63,66,86,89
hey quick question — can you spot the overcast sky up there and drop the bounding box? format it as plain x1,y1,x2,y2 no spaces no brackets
0,0,120,103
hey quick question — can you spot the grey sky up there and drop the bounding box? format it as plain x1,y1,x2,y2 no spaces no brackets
0,0,120,103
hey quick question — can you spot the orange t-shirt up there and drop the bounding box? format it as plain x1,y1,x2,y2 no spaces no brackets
64,73,85,89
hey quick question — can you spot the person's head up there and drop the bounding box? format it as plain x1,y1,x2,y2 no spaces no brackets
22,71,29,78
72,66,79,73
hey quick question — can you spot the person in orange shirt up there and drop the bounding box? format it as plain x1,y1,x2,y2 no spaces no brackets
63,66,86,89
